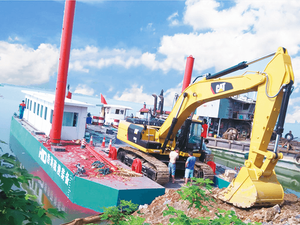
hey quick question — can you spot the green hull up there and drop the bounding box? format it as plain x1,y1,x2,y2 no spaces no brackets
9,116,165,212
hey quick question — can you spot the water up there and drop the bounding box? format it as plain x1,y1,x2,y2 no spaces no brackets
212,150,300,198
1,84,300,224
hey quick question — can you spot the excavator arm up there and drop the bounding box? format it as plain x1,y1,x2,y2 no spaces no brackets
158,47,294,207
158,47,293,145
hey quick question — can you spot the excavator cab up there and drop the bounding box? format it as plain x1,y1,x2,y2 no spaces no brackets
177,119,204,152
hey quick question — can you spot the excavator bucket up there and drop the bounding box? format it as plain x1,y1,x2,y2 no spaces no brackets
218,167,284,208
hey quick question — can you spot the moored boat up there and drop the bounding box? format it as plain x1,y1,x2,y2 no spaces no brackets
9,91,165,212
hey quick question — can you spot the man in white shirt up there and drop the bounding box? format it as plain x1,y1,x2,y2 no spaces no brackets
168,148,179,183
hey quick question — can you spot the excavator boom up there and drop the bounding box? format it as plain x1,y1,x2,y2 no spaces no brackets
117,47,294,208
160,47,294,207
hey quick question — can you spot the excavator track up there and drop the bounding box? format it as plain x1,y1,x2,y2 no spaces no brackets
194,161,214,181
117,146,169,185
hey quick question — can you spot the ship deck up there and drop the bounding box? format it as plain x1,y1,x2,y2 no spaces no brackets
11,117,165,212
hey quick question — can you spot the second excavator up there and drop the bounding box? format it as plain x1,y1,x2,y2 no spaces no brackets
117,47,294,208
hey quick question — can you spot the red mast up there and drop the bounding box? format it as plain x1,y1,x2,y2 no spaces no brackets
181,55,194,93
50,0,76,144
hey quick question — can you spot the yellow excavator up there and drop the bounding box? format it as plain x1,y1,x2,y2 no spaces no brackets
117,47,294,208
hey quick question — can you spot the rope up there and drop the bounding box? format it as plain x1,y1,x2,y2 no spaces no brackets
92,160,111,175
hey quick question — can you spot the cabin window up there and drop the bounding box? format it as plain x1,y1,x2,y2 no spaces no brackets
243,103,250,110
33,102,36,113
115,109,120,114
44,107,47,120
233,112,237,119
40,105,43,118
106,108,110,114
62,112,78,127
249,104,255,113
50,110,53,124
30,100,32,111
26,99,29,109
120,110,124,115
25,98,27,108
37,104,40,115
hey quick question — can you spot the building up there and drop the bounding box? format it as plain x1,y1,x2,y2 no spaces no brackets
196,95,256,138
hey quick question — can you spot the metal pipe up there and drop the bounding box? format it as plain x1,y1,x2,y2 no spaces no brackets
152,94,157,116
162,92,188,152
247,52,275,66
50,0,76,144
273,134,281,154
206,52,276,80
182,55,194,92
176,93,187,118
217,118,221,137
274,81,293,154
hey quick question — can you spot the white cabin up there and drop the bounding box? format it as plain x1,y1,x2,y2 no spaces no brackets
22,90,92,140
98,104,132,125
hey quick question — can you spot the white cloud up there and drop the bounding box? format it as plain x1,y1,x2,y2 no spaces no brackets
289,97,300,106
291,57,300,92
2,0,300,112
0,41,59,85
163,84,182,108
170,20,179,26
168,11,179,26
113,84,154,106
74,84,95,96
69,46,143,72
140,23,156,34
108,86,114,92
69,46,166,72
68,0,300,85
286,106,300,123
8,36,19,42
157,0,300,85
168,12,179,21
113,83,182,108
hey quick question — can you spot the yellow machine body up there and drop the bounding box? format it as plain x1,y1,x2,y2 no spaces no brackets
117,47,294,207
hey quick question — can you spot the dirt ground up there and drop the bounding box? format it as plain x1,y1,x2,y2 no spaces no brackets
134,188,300,225
64,185,300,225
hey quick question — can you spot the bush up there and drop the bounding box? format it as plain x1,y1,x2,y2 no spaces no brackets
0,153,64,225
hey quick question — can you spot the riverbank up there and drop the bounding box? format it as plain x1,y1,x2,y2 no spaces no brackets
135,188,300,225
63,175,300,225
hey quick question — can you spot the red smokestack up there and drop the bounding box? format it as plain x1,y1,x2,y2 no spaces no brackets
181,55,195,93
50,0,76,144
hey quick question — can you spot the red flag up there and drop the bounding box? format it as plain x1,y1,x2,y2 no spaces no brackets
101,94,107,104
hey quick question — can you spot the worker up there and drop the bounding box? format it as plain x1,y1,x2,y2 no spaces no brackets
19,100,26,119
168,148,179,183
283,130,294,151
199,139,210,162
86,113,92,124
184,151,196,185
201,119,208,138
199,118,208,154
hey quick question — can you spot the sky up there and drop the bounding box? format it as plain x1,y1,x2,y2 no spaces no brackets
0,0,300,135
